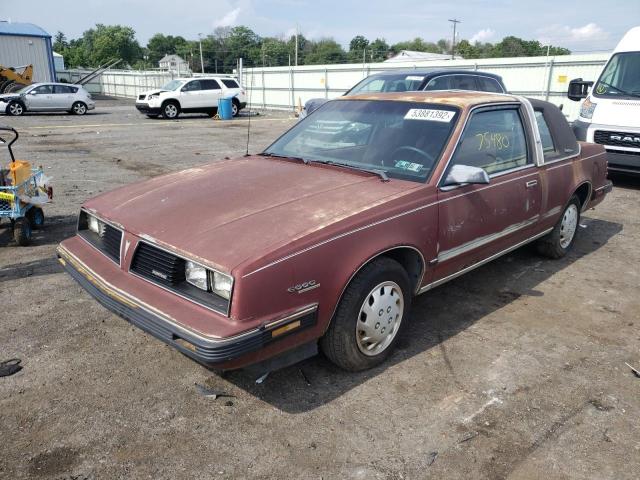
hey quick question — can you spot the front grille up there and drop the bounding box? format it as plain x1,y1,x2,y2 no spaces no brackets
130,242,185,287
129,241,231,315
138,94,146,100
594,130,640,149
78,219,123,264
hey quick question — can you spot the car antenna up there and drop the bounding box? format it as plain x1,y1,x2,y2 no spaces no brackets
244,67,255,157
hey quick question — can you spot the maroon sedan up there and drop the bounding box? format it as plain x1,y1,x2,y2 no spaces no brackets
57,91,612,372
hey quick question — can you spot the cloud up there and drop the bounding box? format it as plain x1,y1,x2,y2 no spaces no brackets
537,22,609,45
214,7,241,28
470,28,496,43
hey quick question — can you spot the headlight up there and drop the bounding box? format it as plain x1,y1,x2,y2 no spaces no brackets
185,261,208,291
149,93,159,99
87,215,105,236
579,97,597,119
211,271,232,300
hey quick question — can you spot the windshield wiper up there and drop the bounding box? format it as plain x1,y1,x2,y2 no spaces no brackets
597,81,640,99
259,152,309,164
311,159,389,182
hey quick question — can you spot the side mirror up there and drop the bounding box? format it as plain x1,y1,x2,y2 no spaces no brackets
28,91,37,95
442,164,490,188
568,78,593,101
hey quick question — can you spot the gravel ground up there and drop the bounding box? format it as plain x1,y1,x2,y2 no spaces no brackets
0,97,638,480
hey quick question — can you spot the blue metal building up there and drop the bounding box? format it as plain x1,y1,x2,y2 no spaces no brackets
0,21,56,82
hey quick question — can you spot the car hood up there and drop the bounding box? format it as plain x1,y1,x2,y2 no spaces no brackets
84,156,418,273
138,89,170,98
0,93,20,101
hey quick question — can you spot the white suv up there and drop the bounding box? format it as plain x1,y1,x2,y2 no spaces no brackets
135,77,247,119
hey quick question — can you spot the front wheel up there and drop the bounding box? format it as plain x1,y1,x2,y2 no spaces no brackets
72,101,87,115
162,102,180,119
320,257,411,371
537,195,581,259
6,101,25,116
13,217,32,246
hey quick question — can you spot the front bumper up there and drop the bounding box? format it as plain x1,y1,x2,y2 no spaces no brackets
574,120,640,174
57,243,318,368
135,103,161,115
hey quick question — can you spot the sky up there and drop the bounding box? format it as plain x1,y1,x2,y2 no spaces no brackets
1,0,637,52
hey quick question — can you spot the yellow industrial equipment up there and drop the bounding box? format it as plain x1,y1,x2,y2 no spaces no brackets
0,64,34,93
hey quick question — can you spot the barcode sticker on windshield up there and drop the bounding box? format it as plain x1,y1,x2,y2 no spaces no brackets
404,109,456,122
405,76,425,81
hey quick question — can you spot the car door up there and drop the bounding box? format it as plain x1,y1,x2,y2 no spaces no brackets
25,84,54,110
52,85,74,109
433,105,542,281
200,79,222,108
179,80,202,109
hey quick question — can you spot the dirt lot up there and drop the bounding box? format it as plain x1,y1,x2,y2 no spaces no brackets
0,97,638,480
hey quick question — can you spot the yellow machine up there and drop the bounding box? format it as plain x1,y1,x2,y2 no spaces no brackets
0,64,34,93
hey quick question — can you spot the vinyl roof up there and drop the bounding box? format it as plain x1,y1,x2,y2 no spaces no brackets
342,90,519,109
0,21,51,38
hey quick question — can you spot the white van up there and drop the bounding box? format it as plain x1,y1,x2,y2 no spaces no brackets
568,26,640,174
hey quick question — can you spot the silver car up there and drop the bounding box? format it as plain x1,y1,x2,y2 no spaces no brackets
0,82,95,116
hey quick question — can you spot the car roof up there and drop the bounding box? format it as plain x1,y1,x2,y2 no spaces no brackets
176,76,238,81
367,69,503,80
340,90,519,109
30,82,83,87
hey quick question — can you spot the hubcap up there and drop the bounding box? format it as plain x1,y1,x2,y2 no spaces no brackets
10,104,22,115
165,104,177,118
356,281,404,356
74,103,86,114
560,204,578,248
232,103,238,116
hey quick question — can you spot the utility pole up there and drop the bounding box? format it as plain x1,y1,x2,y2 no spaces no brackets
198,33,205,74
448,18,461,59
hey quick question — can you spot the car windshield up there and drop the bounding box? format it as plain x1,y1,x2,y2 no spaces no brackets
11,85,32,94
346,74,427,95
594,52,640,98
264,99,459,182
161,80,185,91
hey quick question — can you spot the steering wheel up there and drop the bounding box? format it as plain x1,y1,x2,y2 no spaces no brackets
390,146,435,166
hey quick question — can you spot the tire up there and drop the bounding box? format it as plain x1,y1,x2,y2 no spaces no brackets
0,80,14,93
27,207,45,229
161,101,180,119
72,101,87,115
6,101,25,116
6,82,24,93
320,257,412,371
537,195,581,259
231,99,240,117
13,217,32,246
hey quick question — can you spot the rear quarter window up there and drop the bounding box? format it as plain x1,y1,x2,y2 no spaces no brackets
477,77,504,93
221,79,239,88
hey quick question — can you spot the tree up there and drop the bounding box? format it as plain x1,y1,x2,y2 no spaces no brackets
368,38,390,62
390,38,440,54
305,39,347,65
348,35,369,63
260,37,290,67
146,33,189,64
53,31,68,52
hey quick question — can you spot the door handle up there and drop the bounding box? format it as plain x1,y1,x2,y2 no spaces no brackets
525,180,538,188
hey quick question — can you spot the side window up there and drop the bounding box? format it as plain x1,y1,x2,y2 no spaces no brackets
200,79,221,90
33,85,53,94
182,80,202,92
70,86,79,93
221,79,239,88
534,110,556,158
450,75,478,91
477,77,504,93
53,85,72,94
424,76,450,91
449,108,529,175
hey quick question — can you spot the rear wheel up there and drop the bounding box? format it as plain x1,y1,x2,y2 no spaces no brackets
6,82,24,93
72,101,87,115
27,207,45,229
321,257,411,371
537,195,581,259
6,101,25,116
162,101,180,119
13,218,32,246
231,99,240,117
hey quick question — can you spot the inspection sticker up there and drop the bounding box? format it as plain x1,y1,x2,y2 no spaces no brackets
404,108,456,123
395,161,423,172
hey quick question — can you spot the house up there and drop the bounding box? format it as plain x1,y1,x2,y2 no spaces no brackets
158,54,190,74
